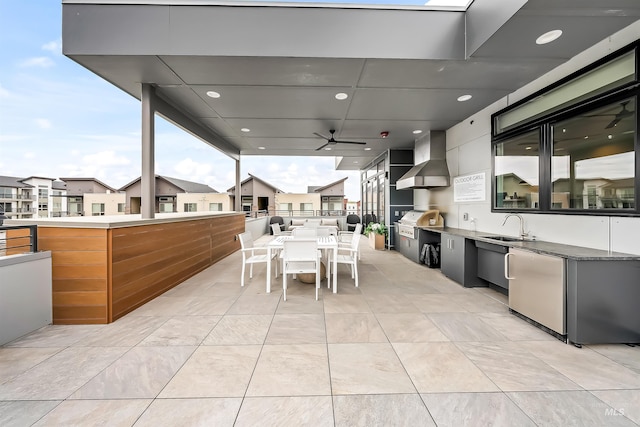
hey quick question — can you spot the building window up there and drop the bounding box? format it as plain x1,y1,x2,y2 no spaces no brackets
551,98,635,210
91,203,105,216
38,186,48,199
0,187,12,198
159,203,174,213
300,203,313,214
209,203,222,211
117,203,125,213
494,129,540,210
1,202,12,213
184,203,197,212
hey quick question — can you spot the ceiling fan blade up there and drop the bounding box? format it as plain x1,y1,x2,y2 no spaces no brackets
605,117,621,129
315,142,330,151
313,132,330,140
334,140,366,145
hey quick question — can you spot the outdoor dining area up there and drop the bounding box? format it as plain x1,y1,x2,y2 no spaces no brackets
1,224,639,425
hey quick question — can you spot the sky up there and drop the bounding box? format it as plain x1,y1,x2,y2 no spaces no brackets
0,1,368,200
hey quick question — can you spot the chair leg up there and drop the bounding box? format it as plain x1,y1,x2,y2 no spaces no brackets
241,261,246,287
354,262,359,287
315,263,320,301
283,271,287,301
249,263,254,279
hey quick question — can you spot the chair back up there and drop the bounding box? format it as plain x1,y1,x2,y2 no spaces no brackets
292,228,317,238
271,223,283,236
352,223,363,235
305,219,321,229
350,230,362,251
316,227,330,236
283,239,318,262
238,231,254,249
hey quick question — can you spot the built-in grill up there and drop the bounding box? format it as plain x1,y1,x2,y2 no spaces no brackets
394,210,443,265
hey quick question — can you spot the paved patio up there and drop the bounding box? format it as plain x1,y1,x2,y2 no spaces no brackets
1,235,639,426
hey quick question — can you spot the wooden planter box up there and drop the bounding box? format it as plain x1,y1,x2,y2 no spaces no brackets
369,233,385,250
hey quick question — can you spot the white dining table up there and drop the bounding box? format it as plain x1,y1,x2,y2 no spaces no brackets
266,235,338,294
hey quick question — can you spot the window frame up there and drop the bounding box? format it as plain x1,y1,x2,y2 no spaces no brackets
491,42,639,217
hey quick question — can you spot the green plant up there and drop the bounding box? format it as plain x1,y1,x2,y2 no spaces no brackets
364,222,388,237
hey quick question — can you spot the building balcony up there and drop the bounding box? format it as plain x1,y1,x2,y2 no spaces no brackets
0,215,638,425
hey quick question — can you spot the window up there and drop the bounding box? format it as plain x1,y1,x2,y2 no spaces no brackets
0,187,12,198
38,186,48,199
1,202,12,213
279,203,292,212
494,130,540,210
209,203,222,211
117,203,125,213
551,98,635,210
300,203,313,214
184,203,197,212
159,203,174,213
492,42,639,216
91,203,105,216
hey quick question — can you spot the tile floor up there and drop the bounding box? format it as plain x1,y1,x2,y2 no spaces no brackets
1,235,639,426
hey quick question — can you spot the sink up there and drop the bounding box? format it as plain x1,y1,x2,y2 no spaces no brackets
480,235,526,242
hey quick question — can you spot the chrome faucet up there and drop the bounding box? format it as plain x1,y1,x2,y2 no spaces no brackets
502,213,528,240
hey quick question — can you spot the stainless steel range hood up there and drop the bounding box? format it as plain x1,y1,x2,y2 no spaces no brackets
396,131,450,190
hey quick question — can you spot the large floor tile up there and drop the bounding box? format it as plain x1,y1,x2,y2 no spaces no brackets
134,398,242,427
393,342,499,393
422,392,535,427
0,346,128,400
329,343,415,395
0,348,62,383
427,312,507,341
139,316,220,346
333,394,434,427
70,346,196,399
325,313,387,343
275,294,325,314
4,325,105,348
409,293,467,313
129,296,191,316
76,316,169,347
452,292,509,313
588,344,640,374
265,314,326,344
323,294,371,313
159,345,261,398
363,294,419,313
476,312,555,341
180,295,239,316
524,340,640,390
226,294,281,315
376,313,449,342
235,396,333,427
507,390,638,427
456,341,580,391
246,344,331,397
32,399,151,427
202,314,272,345
0,400,61,427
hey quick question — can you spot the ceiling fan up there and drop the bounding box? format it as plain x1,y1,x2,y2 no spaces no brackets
313,129,366,151
587,101,635,129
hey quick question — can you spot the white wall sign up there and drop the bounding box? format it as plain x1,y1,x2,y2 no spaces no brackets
453,172,486,202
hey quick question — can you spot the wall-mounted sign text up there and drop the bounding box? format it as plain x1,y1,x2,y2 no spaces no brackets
453,172,486,202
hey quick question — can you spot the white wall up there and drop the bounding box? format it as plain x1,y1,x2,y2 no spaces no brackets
418,21,640,255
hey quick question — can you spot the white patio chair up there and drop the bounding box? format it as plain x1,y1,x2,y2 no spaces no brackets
338,223,362,260
335,230,361,288
238,231,278,287
271,223,292,236
281,239,322,301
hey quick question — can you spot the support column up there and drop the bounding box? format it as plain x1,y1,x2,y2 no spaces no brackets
141,84,155,219
235,159,241,212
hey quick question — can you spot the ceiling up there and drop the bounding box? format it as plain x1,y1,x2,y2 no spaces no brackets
61,0,640,170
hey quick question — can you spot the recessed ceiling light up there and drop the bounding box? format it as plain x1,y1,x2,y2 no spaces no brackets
241,128,250,133
258,146,265,150
412,129,423,134
608,134,613,140
335,93,348,100
536,29,563,45
353,161,358,164
324,147,332,151
584,135,589,139
525,146,532,150
457,94,472,102
206,90,221,98
364,147,372,151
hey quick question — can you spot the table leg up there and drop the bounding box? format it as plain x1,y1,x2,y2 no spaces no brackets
333,246,337,293
266,247,272,293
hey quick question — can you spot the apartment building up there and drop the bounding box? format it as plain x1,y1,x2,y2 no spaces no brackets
0,176,68,219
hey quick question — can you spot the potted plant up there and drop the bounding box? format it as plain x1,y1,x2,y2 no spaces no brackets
364,222,387,250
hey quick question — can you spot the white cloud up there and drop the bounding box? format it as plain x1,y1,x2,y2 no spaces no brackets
24,152,36,159
173,158,213,177
0,83,10,98
42,39,62,54
35,118,52,129
19,56,55,68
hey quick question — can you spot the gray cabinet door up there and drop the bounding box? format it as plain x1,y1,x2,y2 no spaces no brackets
441,233,464,284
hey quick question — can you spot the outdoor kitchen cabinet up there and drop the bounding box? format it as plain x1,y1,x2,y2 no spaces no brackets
440,232,482,287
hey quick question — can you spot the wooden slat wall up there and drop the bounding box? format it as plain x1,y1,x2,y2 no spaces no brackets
37,227,109,324
5,228,33,256
110,215,244,321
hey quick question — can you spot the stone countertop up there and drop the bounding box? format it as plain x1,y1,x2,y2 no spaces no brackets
418,226,640,261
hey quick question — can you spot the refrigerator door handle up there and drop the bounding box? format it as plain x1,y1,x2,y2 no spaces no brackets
504,252,515,280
